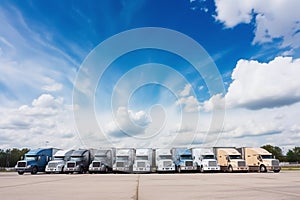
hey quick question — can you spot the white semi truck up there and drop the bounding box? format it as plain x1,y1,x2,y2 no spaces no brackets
213,147,248,172
45,149,74,173
113,148,135,173
155,148,175,172
133,148,153,173
237,147,281,173
89,148,116,173
191,148,220,172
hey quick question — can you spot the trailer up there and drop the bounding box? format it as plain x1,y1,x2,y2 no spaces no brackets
237,147,281,173
213,147,248,172
171,148,197,173
191,148,220,172
45,149,74,173
113,148,135,173
15,148,59,175
89,148,116,173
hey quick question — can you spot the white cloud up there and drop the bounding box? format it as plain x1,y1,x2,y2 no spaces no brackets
214,0,300,51
225,56,300,109
179,84,192,97
0,94,81,149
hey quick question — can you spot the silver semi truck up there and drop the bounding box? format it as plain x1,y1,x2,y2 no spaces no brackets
89,148,116,173
113,148,135,173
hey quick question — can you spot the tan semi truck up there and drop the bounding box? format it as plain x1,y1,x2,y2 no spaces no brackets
237,147,281,173
213,147,248,172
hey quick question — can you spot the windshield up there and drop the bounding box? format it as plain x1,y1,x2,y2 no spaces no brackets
180,155,192,160
136,156,148,160
229,155,242,159
117,156,129,161
54,156,65,160
95,155,106,161
159,155,172,160
203,155,215,159
261,155,273,159
70,156,83,161
25,156,37,161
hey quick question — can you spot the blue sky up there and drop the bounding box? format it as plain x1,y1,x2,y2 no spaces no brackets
0,0,300,151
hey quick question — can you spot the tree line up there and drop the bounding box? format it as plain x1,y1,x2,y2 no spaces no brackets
0,145,299,168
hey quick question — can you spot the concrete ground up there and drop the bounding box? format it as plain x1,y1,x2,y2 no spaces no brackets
0,171,299,200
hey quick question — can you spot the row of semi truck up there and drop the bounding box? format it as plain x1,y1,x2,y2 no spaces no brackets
15,147,281,175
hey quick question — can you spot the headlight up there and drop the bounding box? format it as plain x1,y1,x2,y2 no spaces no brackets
27,165,31,168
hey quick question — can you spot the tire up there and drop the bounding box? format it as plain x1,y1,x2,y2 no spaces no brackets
18,171,24,175
105,167,109,173
260,165,267,173
31,166,38,174
177,166,181,173
274,170,280,173
228,166,233,173
79,167,84,174
200,166,204,173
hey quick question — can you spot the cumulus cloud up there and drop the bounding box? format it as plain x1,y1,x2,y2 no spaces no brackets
225,56,300,109
214,0,300,52
0,94,79,149
105,107,151,137
176,84,200,112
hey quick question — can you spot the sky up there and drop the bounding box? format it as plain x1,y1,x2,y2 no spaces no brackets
0,0,300,152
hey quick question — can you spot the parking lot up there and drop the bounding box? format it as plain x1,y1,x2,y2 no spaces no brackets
0,171,299,200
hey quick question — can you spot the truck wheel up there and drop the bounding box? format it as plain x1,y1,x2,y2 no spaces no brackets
228,166,233,173
274,170,280,173
259,165,267,173
178,166,181,173
200,166,204,173
105,167,109,173
31,166,38,175
79,167,84,174
18,171,24,175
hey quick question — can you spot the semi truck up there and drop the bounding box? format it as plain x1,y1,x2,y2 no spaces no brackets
213,147,248,172
237,147,281,173
171,148,197,173
64,149,92,174
155,148,175,172
89,148,116,173
15,148,59,175
45,149,74,173
191,148,220,172
133,148,153,173
113,148,135,173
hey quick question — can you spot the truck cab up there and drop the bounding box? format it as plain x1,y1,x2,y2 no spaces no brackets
45,149,74,173
15,148,58,175
64,149,91,174
89,148,115,173
214,147,248,172
172,148,197,173
133,148,153,173
191,148,220,172
113,148,135,173
238,147,281,173
155,148,175,172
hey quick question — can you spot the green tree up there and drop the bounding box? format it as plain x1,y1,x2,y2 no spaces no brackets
261,144,285,162
286,147,300,162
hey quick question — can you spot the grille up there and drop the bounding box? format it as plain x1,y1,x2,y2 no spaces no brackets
208,161,217,167
116,162,124,167
137,162,146,168
93,162,101,167
67,162,75,168
185,161,193,166
48,163,57,168
163,161,173,167
272,160,279,166
238,161,246,167
17,161,26,167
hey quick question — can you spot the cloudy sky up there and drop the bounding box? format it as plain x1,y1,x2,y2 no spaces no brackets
0,0,300,152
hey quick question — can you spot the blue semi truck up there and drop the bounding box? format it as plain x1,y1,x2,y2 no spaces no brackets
171,148,197,173
15,148,59,175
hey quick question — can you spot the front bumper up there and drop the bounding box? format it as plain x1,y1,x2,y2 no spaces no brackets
267,166,281,172
180,166,197,171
